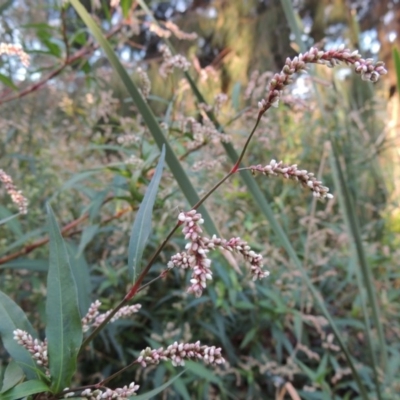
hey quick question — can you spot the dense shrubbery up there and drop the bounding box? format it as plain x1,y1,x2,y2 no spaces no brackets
0,1,399,399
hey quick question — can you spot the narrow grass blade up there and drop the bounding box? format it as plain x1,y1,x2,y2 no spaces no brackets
70,0,218,236
128,145,165,281
46,204,83,392
329,141,386,391
0,290,40,380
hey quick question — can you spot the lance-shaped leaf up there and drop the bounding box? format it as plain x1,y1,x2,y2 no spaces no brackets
0,361,24,393
0,380,50,400
128,145,165,281
0,290,39,380
45,204,82,392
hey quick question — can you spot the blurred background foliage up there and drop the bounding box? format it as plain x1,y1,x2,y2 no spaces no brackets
1,0,400,399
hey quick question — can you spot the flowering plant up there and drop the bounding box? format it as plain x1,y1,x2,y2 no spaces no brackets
0,1,391,399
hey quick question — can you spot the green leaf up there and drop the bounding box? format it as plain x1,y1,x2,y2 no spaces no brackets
0,361,24,393
66,243,92,319
0,213,20,228
77,224,99,257
128,146,165,280
0,380,50,400
240,327,257,349
184,361,222,385
172,377,191,400
0,205,22,236
0,73,17,91
133,371,185,400
70,0,218,237
0,290,40,380
45,204,83,392
120,0,132,18
0,259,48,272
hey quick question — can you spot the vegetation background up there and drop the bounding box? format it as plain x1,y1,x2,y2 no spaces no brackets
0,0,399,399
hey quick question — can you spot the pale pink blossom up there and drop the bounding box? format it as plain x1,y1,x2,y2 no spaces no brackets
137,341,225,367
168,210,269,297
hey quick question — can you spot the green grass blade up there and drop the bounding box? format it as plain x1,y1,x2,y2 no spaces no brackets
69,0,218,237
329,141,386,391
46,204,83,392
128,146,165,281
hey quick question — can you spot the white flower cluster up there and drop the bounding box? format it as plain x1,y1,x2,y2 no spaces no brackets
117,133,140,146
82,300,141,332
185,117,230,149
258,46,387,114
168,210,269,297
136,67,151,98
125,154,144,167
81,300,101,332
203,236,268,281
76,382,139,399
249,160,333,200
0,42,30,67
192,159,221,171
13,329,48,368
0,169,28,215
159,45,191,78
137,341,225,367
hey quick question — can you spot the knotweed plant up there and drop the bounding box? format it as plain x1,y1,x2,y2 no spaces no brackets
0,2,389,400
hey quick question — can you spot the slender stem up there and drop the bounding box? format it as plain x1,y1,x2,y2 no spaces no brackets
98,360,139,387
231,112,263,172
137,269,169,293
